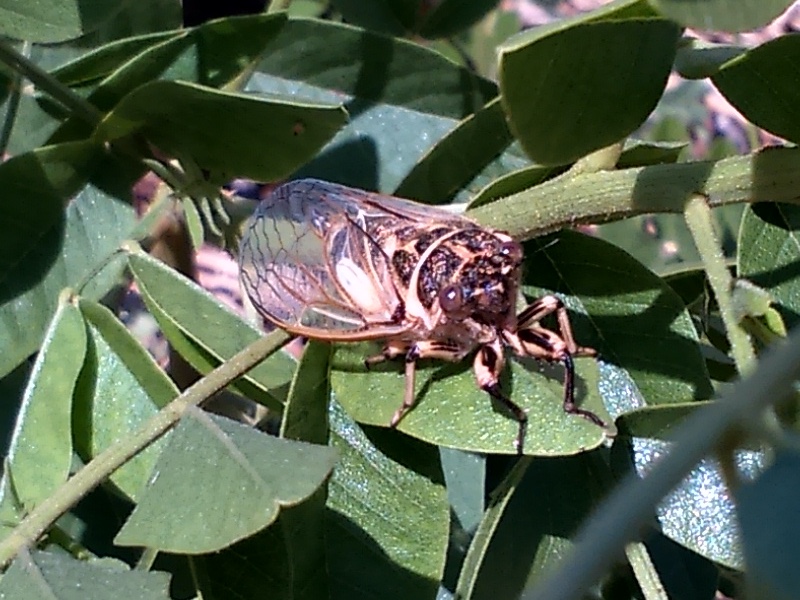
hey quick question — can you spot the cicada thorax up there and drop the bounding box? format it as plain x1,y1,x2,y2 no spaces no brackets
379,223,524,337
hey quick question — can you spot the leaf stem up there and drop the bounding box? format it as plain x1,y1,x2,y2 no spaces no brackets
468,147,800,240
0,329,290,569
684,195,756,375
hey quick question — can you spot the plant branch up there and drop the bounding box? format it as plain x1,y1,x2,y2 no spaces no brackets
0,329,290,569
525,326,800,600
469,146,800,240
0,40,103,128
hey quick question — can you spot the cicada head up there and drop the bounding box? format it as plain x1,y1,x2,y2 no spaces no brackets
426,230,524,332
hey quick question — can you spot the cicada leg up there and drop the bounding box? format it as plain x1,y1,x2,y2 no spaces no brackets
508,295,606,429
473,336,528,454
366,340,466,428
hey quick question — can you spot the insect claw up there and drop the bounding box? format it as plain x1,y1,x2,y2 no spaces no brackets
390,409,404,428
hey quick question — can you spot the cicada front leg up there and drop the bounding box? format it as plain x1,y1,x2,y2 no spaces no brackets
506,295,606,429
473,336,528,454
366,340,467,428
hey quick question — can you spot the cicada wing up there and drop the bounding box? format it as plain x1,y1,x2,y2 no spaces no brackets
239,179,409,339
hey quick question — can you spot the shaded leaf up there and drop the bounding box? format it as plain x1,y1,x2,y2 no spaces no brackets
326,401,449,599
0,550,170,599
736,450,800,599
127,249,295,409
648,0,794,33
0,145,135,379
74,300,178,501
524,231,713,406
93,80,347,181
738,203,800,329
247,18,498,192
194,341,332,600
0,295,83,513
713,34,800,145
395,97,520,204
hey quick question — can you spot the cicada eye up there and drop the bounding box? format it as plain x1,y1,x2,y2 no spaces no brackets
500,240,523,263
439,284,464,313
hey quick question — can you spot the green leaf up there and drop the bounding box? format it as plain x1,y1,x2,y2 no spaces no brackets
712,34,800,145
648,0,795,33
418,0,501,39
281,341,331,444
499,15,680,165
736,450,800,599
193,341,333,600
247,17,498,191
738,203,800,330
328,0,416,36
395,97,521,204
0,550,171,599
525,231,713,406
115,411,336,554
326,401,449,599
126,249,295,409
0,145,136,379
0,0,124,43
51,32,182,87
48,13,289,143
93,80,347,181
467,164,564,209
74,299,178,502
458,454,610,598
0,295,84,514
0,142,100,282
332,342,608,455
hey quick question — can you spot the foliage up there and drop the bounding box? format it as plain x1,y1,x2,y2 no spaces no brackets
0,0,799,598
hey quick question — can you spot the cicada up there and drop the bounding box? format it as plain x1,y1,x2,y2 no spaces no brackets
238,179,605,452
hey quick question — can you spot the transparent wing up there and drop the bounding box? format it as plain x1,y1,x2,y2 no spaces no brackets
239,179,469,339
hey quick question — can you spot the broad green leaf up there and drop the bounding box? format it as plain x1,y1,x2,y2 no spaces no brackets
713,35,800,145
459,454,611,598
0,550,171,599
524,231,713,406
74,299,177,502
0,144,136,379
115,411,337,554
736,450,800,598
332,342,608,455
0,295,83,513
499,12,679,165
648,0,794,33
738,203,800,330
127,249,295,409
93,80,347,181
197,342,333,600
247,18,498,192
326,401,449,599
